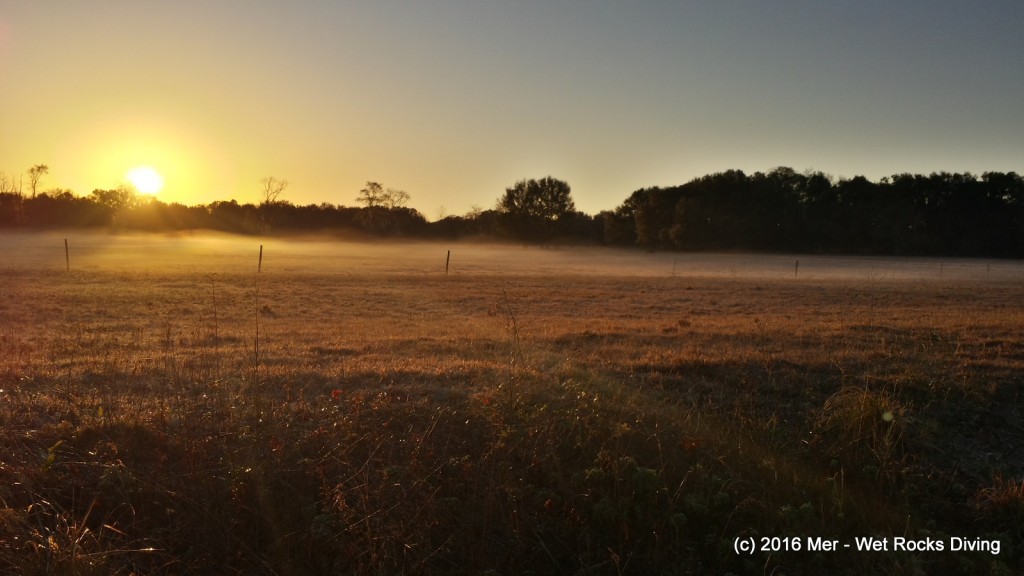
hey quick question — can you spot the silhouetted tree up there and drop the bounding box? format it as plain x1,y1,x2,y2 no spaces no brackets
980,171,1024,255
796,171,839,252
23,190,103,227
0,172,21,195
27,165,48,198
354,182,419,234
606,168,1024,256
90,186,139,210
260,176,289,205
2,163,1021,257
86,186,141,227
383,188,410,209
601,189,646,246
356,181,385,208
355,181,410,210
0,193,21,226
431,207,501,239
631,187,678,248
497,176,576,242
257,177,290,232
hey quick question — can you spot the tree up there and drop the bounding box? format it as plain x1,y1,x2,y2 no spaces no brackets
497,176,575,242
260,176,289,205
28,164,49,198
0,172,21,195
354,182,417,234
256,177,290,232
356,181,385,208
382,188,410,209
356,181,409,209
90,186,139,210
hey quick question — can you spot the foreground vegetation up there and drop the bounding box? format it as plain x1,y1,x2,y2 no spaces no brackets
1,236,1023,574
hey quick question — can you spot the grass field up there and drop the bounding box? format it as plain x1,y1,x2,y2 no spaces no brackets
1,231,1023,575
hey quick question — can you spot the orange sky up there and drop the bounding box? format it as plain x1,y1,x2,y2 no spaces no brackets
2,2,1022,217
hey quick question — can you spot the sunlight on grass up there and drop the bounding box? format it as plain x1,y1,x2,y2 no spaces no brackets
1,233,1023,573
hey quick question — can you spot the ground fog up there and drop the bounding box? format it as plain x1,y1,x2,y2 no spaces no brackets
4,230,1023,281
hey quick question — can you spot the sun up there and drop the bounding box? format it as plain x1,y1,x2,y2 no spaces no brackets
126,166,165,195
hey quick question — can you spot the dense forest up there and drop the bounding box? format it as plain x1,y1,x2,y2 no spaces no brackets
602,168,1024,257
1,168,1022,257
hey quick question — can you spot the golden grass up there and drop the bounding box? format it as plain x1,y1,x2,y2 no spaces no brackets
1,233,1023,574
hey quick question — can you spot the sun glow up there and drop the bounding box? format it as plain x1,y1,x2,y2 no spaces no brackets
126,166,165,195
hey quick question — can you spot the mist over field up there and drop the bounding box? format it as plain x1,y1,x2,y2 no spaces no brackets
4,230,1023,282
3,229,1024,574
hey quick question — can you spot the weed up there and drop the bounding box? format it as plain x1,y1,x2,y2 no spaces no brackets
975,476,1024,540
813,385,909,480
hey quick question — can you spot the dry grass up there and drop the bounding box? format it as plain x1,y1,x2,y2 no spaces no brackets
1,232,1023,574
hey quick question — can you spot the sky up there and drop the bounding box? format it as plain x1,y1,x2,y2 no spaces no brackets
1,1,1022,217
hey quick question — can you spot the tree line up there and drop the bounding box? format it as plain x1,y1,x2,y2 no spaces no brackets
600,168,1024,257
0,184,436,238
0,173,602,243
1,167,1022,257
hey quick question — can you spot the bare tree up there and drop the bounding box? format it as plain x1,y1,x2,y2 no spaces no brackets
0,172,22,196
356,181,410,209
28,164,49,198
256,177,289,233
383,187,410,209
260,176,289,205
